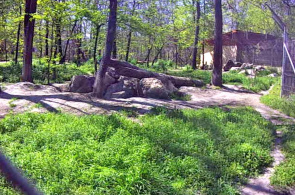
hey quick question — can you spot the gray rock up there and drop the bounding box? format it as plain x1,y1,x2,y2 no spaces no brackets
241,63,254,69
268,73,279,77
69,75,94,93
140,78,170,99
104,76,140,99
254,65,265,72
238,70,246,74
230,67,242,71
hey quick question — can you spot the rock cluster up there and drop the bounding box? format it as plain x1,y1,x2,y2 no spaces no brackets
69,68,179,99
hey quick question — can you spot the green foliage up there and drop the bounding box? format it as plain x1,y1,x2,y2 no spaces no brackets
261,82,295,117
0,60,94,84
271,125,295,190
223,71,278,92
0,107,275,194
152,59,174,72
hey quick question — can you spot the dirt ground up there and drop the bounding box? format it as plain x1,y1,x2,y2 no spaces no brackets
0,82,294,195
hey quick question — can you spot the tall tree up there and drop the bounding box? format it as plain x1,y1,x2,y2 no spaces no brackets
192,0,201,70
211,0,223,86
22,0,37,82
93,0,118,98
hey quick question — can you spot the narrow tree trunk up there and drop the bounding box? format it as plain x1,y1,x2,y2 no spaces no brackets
22,0,37,82
93,0,118,98
212,0,223,86
39,21,43,58
112,41,117,59
76,22,82,66
4,39,7,62
151,45,164,67
192,0,201,70
125,0,136,62
125,31,132,61
54,17,63,61
60,20,78,64
45,20,49,56
15,5,22,65
93,24,102,73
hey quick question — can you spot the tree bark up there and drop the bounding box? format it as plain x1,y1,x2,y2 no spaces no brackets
54,17,63,62
45,20,49,57
192,0,201,70
93,0,118,98
212,0,223,86
15,5,22,65
125,0,136,62
93,24,102,73
112,40,117,59
22,0,37,82
151,45,164,66
60,20,78,64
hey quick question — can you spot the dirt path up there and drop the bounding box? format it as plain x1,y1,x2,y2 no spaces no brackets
0,82,294,194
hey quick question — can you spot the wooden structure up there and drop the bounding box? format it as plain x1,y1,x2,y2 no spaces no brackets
202,30,283,67
281,35,295,96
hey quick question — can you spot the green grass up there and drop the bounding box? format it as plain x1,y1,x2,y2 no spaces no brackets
261,81,295,118
271,125,295,191
0,107,275,194
0,59,94,84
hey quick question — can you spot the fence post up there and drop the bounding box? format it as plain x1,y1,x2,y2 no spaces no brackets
281,27,288,97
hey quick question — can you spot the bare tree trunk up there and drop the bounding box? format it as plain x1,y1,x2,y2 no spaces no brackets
22,0,37,82
192,0,201,70
4,39,7,62
125,31,132,62
212,0,223,86
15,6,22,65
112,40,117,59
45,20,49,57
54,17,63,62
93,0,118,98
60,20,78,64
76,21,82,66
125,0,136,62
93,24,102,73
151,45,164,66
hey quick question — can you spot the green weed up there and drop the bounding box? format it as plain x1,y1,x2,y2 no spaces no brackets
0,107,275,194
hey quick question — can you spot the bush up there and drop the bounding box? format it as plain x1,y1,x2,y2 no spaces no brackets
0,107,275,194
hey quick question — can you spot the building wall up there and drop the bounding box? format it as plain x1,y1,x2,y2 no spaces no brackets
200,45,237,67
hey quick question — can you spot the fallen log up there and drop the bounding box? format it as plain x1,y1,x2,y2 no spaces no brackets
108,59,204,88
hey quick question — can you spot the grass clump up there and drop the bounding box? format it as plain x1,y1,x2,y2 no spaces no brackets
261,81,295,117
271,125,295,191
0,107,274,194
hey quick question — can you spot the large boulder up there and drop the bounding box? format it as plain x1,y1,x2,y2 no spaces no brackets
104,76,140,99
140,78,171,99
69,75,95,93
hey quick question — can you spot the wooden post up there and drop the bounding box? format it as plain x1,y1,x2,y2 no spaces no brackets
281,27,288,97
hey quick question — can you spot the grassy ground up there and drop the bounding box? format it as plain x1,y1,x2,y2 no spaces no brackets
271,125,295,191
166,69,279,93
261,81,295,118
0,107,275,194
